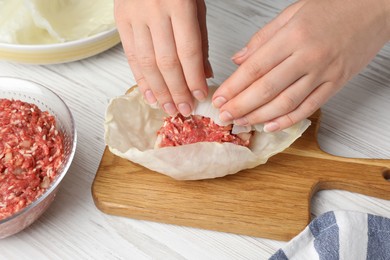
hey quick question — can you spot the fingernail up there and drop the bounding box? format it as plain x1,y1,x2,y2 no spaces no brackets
178,103,192,116
219,111,233,122
192,90,206,102
231,47,248,60
234,117,249,126
144,90,157,104
213,96,227,108
163,102,177,116
263,122,280,133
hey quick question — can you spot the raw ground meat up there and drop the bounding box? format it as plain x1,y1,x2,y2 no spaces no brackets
0,99,64,220
157,114,252,148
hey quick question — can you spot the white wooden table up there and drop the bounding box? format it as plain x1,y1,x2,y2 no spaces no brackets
1,1,390,259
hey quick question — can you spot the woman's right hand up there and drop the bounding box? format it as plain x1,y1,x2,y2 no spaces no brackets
114,0,212,116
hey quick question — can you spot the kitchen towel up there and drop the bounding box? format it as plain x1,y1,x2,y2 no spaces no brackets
269,210,390,260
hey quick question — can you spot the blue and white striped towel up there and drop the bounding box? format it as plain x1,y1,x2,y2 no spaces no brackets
270,211,390,260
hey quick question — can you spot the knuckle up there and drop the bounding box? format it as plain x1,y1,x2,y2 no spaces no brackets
331,59,349,82
223,88,236,100
178,44,199,60
260,78,277,101
304,96,321,114
245,110,264,125
279,92,298,112
152,88,171,100
186,76,207,92
253,30,266,45
291,26,308,44
288,23,332,63
284,113,297,127
157,55,180,70
137,55,156,70
338,69,350,83
244,61,263,79
219,82,236,98
135,76,147,86
126,53,137,64
307,46,330,64
225,100,246,118
288,20,312,43
170,88,190,100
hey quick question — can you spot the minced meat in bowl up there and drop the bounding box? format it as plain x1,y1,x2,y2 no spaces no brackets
0,77,76,239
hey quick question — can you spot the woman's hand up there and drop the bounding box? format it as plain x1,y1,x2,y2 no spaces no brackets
115,0,212,116
213,0,390,132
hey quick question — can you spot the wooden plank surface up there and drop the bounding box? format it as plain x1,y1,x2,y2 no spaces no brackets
92,111,390,241
1,0,390,258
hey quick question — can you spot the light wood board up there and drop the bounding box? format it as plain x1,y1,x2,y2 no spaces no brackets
92,110,390,241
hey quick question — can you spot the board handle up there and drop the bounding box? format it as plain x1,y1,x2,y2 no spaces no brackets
293,110,390,200
310,154,390,200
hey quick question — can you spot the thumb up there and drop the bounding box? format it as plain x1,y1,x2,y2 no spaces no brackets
232,1,306,65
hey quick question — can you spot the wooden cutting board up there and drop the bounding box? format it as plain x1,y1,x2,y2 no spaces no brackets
92,110,390,241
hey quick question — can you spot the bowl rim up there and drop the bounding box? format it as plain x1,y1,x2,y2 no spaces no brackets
0,27,118,51
0,76,77,225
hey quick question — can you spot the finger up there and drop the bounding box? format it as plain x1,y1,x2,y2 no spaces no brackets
197,0,213,78
213,30,294,108
133,24,177,115
263,81,337,132
150,18,193,116
116,24,156,105
218,55,308,122
232,0,307,65
233,74,318,126
171,1,209,102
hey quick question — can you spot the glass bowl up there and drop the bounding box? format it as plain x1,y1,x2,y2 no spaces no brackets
0,76,77,238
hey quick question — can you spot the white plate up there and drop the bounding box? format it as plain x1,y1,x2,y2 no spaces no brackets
0,28,121,65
